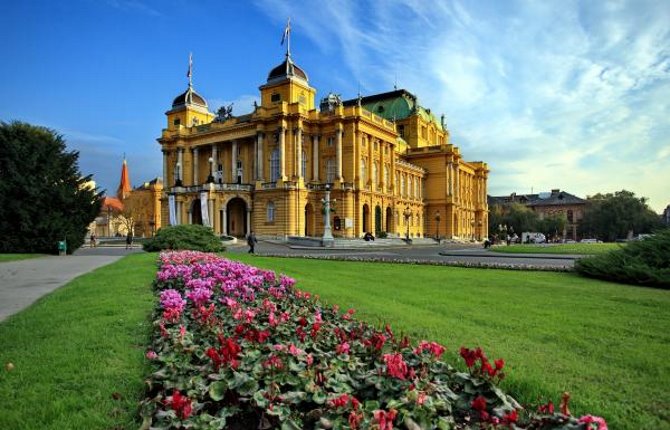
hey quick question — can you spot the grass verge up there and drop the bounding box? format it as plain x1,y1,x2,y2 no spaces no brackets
490,243,622,255
228,254,670,430
0,254,46,262
0,252,157,430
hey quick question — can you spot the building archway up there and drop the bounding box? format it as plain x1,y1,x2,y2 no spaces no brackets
386,207,393,234
374,205,382,235
362,204,370,234
305,203,315,237
190,199,203,225
226,197,247,237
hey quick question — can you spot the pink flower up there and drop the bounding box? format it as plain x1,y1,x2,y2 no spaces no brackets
288,344,303,356
383,353,409,380
145,350,158,360
336,342,350,355
306,354,314,366
417,391,427,405
578,415,608,430
373,409,397,430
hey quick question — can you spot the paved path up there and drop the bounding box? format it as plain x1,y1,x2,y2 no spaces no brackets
225,241,578,269
0,247,140,322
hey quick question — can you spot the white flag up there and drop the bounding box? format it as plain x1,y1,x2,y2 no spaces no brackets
168,195,177,226
200,192,210,227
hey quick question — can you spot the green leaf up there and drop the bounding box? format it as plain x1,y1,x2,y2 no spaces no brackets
208,381,227,401
312,390,327,404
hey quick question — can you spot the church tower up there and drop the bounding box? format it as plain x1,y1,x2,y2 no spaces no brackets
117,157,132,200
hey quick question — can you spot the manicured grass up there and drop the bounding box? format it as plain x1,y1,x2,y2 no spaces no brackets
0,253,46,262
229,254,670,430
0,253,157,430
491,243,622,255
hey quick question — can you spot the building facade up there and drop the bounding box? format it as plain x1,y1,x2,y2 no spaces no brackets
159,51,488,240
488,189,587,240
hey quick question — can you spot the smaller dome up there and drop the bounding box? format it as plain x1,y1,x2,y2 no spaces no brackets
172,87,208,108
267,57,308,82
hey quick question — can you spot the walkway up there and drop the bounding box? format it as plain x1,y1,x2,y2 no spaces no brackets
0,247,140,322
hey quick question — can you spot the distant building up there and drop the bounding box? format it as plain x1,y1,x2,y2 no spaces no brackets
157,37,489,240
488,189,587,240
91,159,163,238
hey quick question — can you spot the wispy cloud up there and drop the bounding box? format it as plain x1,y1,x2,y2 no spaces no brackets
105,0,162,17
254,0,670,211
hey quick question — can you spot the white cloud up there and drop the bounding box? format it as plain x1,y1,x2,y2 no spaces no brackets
253,0,670,211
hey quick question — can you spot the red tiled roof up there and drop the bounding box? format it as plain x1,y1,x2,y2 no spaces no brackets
102,196,124,212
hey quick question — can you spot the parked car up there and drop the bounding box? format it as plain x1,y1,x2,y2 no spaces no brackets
564,239,576,244
580,238,602,244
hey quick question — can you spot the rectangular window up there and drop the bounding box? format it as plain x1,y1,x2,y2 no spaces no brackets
271,93,281,102
327,137,334,147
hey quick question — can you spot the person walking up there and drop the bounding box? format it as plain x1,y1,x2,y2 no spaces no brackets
247,231,258,254
125,231,133,250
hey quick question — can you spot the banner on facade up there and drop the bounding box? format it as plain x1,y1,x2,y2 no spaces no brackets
200,192,210,227
168,195,177,226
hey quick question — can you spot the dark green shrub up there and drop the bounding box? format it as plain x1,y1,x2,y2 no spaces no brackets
575,228,670,288
142,225,224,253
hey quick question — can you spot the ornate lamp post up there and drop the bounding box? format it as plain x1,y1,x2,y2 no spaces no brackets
207,157,215,183
403,207,412,242
435,210,441,244
321,184,335,247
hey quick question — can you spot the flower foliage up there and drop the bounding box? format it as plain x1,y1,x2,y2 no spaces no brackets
140,251,607,429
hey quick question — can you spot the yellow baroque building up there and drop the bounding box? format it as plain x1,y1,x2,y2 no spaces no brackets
159,52,488,241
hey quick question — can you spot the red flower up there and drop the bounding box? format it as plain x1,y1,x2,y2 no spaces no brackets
460,347,478,368
348,411,362,429
371,333,387,351
471,395,487,412
336,342,350,355
374,409,397,430
538,401,555,414
383,353,409,380
502,409,518,424
495,358,505,370
166,390,192,420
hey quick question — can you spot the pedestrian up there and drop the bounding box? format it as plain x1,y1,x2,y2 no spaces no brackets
90,232,96,248
247,231,258,254
125,231,133,249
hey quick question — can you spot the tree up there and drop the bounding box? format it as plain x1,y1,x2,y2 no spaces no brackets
579,190,662,242
0,121,101,253
537,212,568,240
488,203,539,237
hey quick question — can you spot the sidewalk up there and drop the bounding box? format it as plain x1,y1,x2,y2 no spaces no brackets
0,254,122,322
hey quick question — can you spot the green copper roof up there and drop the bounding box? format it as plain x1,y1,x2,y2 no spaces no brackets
346,89,444,132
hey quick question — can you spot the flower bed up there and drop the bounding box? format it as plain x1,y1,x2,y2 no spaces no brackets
140,251,606,429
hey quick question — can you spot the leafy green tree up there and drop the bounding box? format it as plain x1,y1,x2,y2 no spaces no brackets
579,190,662,242
488,203,539,237
0,121,101,254
537,212,568,240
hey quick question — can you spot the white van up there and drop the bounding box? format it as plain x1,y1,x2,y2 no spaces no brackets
521,232,546,244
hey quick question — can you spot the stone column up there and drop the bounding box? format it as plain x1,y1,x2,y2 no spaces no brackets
231,141,238,183
367,138,373,190
162,150,169,185
279,126,286,179
177,148,184,183
336,126,343,181
212,144,218,173
312,135,319,181
208,198,214,229
192,147,199,185
222,205,228,235
256,132,264,181
296,127,303,178
246,209,251,236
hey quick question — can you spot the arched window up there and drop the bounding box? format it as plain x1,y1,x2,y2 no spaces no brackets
326,158,336,183
267,201,275,222
270,149,280,182
360,158,367,185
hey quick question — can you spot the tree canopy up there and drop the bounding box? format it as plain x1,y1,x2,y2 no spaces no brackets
579,190,662,242
0,121,101,253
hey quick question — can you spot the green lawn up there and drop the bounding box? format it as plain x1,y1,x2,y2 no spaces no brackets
0,253,46,262
1,252,668,429
229,254,670,430
491,243,622,255
0,253,156,430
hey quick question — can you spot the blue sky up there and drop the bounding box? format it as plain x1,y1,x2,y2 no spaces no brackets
1,0,668,212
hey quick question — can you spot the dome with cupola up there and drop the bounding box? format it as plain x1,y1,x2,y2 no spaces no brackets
267,55,308,84
172,86,208,109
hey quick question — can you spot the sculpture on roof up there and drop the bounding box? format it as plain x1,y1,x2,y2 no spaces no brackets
215,103,234,122
319,92,342,113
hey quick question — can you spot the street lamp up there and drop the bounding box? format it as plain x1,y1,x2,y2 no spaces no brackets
435,210,441,244
321,184,334,247
207,157,215,183
174,162,182,187
403,207,412,242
